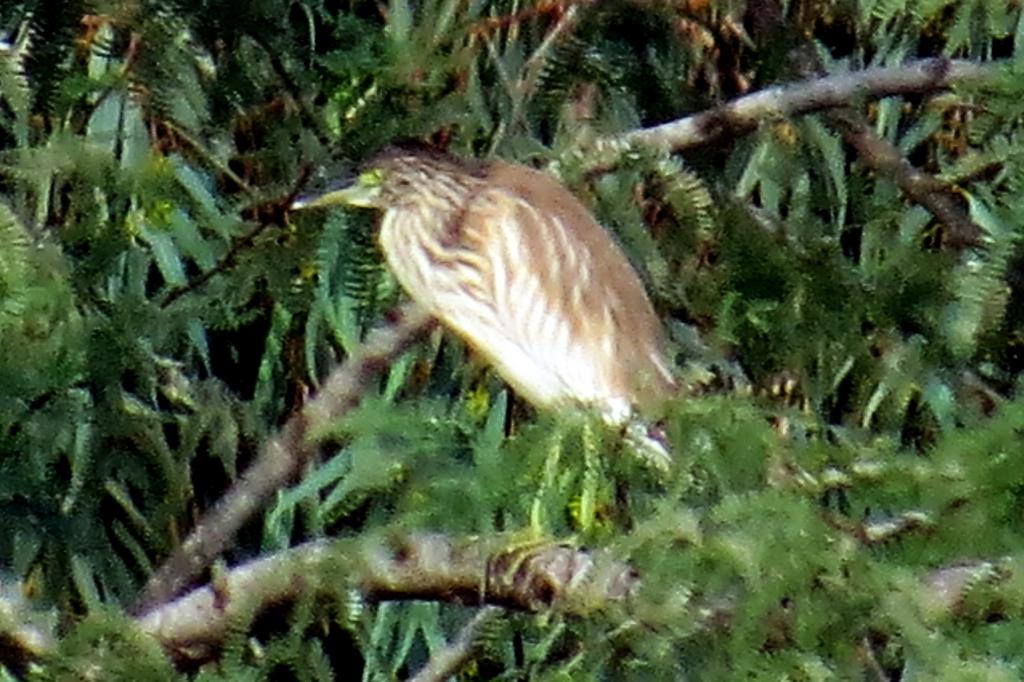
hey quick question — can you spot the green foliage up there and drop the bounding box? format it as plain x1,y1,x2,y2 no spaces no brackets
33,608,178,681
0,0,1022,679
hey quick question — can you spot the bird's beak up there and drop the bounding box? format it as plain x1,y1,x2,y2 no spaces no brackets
291,181,380,210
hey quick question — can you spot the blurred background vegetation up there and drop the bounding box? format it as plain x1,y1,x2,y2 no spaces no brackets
0,0,1023,679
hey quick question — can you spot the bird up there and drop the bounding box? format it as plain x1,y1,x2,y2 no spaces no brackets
293,146,677,464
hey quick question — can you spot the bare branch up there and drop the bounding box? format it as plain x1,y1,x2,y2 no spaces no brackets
136,533,639,663
584,58,992,165
132,303,436,615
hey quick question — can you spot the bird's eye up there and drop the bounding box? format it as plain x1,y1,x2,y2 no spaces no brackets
359,168,384,187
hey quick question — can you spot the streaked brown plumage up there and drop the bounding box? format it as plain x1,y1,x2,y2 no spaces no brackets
296,148,676,455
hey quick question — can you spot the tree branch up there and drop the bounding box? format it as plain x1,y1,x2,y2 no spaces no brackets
133,529,1008,668
584,58,992,166
825,107,980,248
776,48,984,250
131,302,436,615
0,533,1007,670
136,533,639,663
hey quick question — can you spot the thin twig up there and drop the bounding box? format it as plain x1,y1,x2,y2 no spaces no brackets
406,607,502,682
158,219,272,308
164,121,256,198
488,4,581,156
158,166,312,309
518,4,580,99
131,302,436,615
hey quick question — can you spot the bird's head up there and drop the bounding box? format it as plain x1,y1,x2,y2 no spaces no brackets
292,147,488,213
290,166,388,211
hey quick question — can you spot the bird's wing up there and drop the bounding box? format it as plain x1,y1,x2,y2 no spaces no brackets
373,197,562,407
433,187,629,414
474,168,677,415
